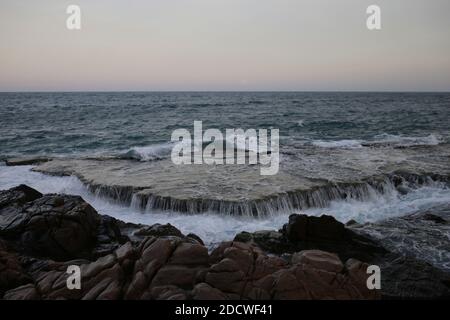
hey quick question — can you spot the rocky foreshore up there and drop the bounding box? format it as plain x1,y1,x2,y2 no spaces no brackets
0,185,449,300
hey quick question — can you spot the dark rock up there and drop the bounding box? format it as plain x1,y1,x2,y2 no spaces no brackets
192,283,226,300
3,283,39,300
234,230,285,253
0,186,126,261
5,157,50,167
0,184,42,210
134,223,184,238
376,253,450,299
234,214,385,263
345,219,358,226
282,214,345,242
1,194,100,259
421,213,447,224
0,240,32,297
186,233,204,245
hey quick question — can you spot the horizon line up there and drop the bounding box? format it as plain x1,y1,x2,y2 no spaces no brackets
1,90,450,94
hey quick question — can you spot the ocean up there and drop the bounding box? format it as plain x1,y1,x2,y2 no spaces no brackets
1,92,449,269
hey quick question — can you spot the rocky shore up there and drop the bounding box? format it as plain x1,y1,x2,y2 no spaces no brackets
1,185,449,300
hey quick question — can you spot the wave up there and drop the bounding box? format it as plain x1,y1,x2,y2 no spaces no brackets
311,134,442,149
119,143,174,161
312,139,363,149
365,133,442,147
118,133,271,162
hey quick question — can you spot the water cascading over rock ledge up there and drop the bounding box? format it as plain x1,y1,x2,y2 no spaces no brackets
0,185,449,299
29,144,450,216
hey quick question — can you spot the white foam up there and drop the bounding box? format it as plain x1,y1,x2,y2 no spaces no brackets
310,134,442,149
371,133,441,147
121,142,174,161
312,139,363,149
1,165,449,247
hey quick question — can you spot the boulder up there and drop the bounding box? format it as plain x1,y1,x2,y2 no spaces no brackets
0,184,42,210
134,223,184,238
291,250,343,273
282,214,345,242
0,186,127,260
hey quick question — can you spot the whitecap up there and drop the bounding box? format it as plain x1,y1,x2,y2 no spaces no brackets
311,139,363,149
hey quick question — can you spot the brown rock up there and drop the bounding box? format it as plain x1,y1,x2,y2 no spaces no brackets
169,242,209,266
3,283,39,300
192,283,226,300
291,250,344,273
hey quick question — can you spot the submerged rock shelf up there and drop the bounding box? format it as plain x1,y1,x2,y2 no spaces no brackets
29,157,449,216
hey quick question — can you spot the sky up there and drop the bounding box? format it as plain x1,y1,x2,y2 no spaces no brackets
0,0,449,92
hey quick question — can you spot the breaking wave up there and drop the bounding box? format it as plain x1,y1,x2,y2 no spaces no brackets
311,134,442,149
119,142,174,161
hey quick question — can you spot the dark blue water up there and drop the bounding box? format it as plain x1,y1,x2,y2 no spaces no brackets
0,92,449,158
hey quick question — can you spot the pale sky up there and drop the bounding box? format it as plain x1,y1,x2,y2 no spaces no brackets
1,0,449,91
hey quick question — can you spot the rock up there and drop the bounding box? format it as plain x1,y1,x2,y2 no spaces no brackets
151,285,187,300
291,250,343,273
376,254,450,299
234,230,285,253
0,184,42,210
233,213,386,263
0,186,439,300
345,219,358,226
3,283,39,300
0,186,129,260
186,233,204,245
5,157,50,167
169,242,209,266
134,223,184,238
192,283,226,300
0,240,32,297
151,265,203,289
282,214,345,242
421,213,447,224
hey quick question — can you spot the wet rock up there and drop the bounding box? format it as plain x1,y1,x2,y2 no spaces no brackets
291,250,343,273
0,184,42,210
134,223,184,238
282,214,345,242
3,283,39,300
192,282,227,300
1,194,100,259
345,219,358,226
5,157,50,166
421,213,447,224
0,186,128,260
186,233,204,245
169,242,209,266
234,230,285,253
204,242,379,300
234,214,386,263
151,285,187,300
376,254,450,299
0,240,32,297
